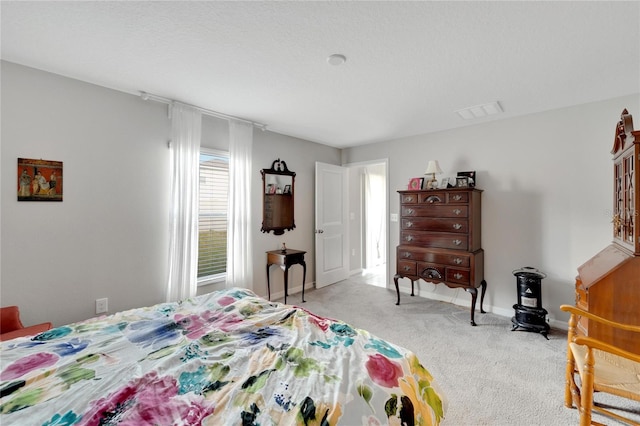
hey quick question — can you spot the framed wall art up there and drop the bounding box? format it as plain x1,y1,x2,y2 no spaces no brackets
17,158,63,202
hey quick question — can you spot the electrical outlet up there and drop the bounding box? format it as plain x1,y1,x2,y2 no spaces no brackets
96,298,108,314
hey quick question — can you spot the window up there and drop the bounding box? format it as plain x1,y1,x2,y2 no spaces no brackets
198,148,229,285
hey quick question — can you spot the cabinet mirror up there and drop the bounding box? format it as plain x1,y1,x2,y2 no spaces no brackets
261,159,295,235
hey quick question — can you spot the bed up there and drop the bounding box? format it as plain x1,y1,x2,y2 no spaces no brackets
0,288,446,425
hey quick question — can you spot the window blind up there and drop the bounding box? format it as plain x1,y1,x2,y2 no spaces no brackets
198,149,229,282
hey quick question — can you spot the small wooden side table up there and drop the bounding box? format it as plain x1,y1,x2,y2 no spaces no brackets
266,249,307,304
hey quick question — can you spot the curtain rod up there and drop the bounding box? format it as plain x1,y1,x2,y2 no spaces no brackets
139,91,267,131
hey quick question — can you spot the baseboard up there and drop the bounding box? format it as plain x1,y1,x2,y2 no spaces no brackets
267,284,307,304
395,285,568,331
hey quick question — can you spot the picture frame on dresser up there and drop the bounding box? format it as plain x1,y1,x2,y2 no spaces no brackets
439,177,449,189
408,177,424,190
455,176,469,188
457,171,476,187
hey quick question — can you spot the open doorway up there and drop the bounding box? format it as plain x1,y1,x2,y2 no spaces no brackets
346,160,388,288
362,162,386,287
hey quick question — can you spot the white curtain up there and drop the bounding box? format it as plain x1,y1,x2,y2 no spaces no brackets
166,103,202,302
226,121,253,289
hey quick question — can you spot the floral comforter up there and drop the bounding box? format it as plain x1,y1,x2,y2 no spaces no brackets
0,288,445,425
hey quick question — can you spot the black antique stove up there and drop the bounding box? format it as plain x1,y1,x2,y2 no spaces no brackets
511,267,550,339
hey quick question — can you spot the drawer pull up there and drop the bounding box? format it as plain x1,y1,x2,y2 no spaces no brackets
454,273,464,280
406,221,414,228
453,239,462,246
404,196,413,202
402,252,412,258
453,209,462,215
422,268,442,280
453,195,462,201
405,235,414,242
453,223,462,230
454,258,463,265
426,195,441,203
406,208,414,215
403,266,412,272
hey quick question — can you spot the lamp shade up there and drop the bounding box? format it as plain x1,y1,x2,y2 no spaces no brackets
425,160,443,175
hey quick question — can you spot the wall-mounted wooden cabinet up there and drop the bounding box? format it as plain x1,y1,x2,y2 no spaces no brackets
261,159,295,235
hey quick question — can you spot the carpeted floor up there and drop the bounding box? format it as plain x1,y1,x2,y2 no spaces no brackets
280,276,639,425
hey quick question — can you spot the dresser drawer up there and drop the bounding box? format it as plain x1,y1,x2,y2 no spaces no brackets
447,192,469,203
446,268,470,284
418,192,446,204
417,262,445,282
400,193,418,204
401,205,468,218
397,260,416,276
398,247,470,267
402,217,468,233
401,231,469,250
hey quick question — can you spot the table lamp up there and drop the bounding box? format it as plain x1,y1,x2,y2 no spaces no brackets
424,160,443,189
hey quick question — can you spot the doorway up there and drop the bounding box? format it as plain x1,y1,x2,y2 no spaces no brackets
348,160,388,288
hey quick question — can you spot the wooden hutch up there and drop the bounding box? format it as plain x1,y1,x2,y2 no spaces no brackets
575,109,640,353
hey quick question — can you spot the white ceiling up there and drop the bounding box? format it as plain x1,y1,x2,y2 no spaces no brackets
2,1,639,148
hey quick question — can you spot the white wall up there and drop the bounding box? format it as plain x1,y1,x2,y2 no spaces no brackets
1,61,340,327
3,60,639,329
342,94,640,325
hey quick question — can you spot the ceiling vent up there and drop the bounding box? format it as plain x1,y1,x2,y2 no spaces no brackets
455,101,503,120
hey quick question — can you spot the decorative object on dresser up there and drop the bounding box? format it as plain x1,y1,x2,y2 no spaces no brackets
454,176,469,188
572,108,640,355
394,188,487,326
424,160,443,190
457,171,476,188
408,177,424,190
511,267,550,339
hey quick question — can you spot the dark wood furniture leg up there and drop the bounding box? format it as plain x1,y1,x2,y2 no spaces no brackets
301,260,307,303
465,280,487,326
465,287,479,326
283,265,289,304
480,280,487,313
394,275,416,305
266,264,271,301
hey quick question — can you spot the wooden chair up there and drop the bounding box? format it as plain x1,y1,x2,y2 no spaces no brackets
560,304,640,426
0,306,52,341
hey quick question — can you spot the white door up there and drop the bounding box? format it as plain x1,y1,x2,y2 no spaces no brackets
315,162,349,288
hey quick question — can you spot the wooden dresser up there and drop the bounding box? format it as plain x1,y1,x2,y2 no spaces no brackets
574,109,640,354
393,188,487,325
